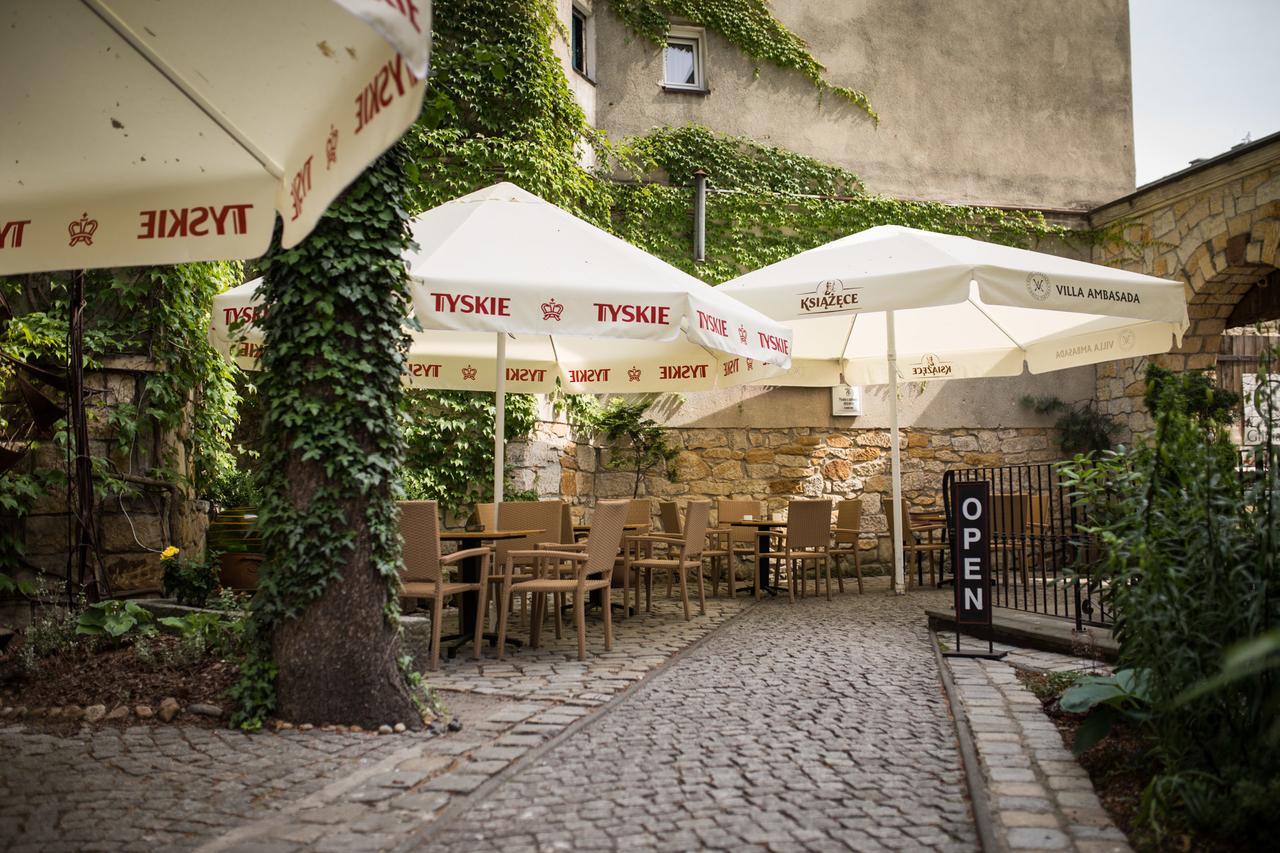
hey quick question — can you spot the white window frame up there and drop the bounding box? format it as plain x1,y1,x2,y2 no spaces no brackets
663,26,706,91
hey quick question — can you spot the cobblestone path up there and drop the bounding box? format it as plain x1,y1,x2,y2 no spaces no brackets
426,590,977,852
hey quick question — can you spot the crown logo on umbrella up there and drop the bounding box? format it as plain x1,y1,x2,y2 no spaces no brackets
68,213,98,247
738,325,748,344
627,366,641,382
541,298,563,321
461,365,477,380
325,125,339,170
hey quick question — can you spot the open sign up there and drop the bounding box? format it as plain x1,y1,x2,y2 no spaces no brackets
953,480,991,625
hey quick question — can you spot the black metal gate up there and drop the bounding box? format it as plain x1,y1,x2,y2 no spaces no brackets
942,463,1110,630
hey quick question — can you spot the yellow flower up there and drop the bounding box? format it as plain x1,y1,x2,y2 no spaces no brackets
160,546,180,560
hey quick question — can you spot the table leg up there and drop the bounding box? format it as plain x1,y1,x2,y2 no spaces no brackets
439,552,522,658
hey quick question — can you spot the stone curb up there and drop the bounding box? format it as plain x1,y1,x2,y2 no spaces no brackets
932,629,1002,853
396,593,763,851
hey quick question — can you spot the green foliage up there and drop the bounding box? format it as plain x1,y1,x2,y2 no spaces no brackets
609,0,877,121
606,128,1088,285
1059,352,1280,842
14,592,81,674
1024,669,1083,701
0,264,242,567
1021,395,1122,455
1060,668,1153,754
75,599,155,640
159,611,243,659
595,398,678,497
0,572,36,599
400,389,538,514
160,550,220,608
202,457,263,509
230,149,415,731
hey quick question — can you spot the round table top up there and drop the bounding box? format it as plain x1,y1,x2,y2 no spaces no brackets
439,528,543,542
728,518,786,527
572,522,648,531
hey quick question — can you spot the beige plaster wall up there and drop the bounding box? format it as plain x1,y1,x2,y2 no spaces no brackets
592,0,1135,209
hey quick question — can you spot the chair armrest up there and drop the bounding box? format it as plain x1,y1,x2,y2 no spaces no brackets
538,541,586,551
525,549,588,562
441,547,492,564
832,527,862,535
626,534,683,545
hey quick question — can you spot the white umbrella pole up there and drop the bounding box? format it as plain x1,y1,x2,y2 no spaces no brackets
493,333,506,515
886,310,905,595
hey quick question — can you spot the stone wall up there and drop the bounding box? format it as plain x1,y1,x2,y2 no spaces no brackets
510,420,1063,569
4,357,206,596
1089,135,1280,442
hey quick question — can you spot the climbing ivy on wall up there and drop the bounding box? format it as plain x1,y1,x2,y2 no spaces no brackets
0,264,241,568
608,0,877,121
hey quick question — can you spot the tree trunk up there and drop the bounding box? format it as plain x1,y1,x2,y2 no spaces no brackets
253,150,421,729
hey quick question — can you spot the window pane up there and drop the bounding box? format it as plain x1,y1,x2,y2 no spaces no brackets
664,41,697,86
572,12,585,73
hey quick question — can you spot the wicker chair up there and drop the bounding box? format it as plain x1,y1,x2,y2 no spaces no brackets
830,499,865,594
487,500,564,627
745,499,834,602
715,499,764,597
624,501,711,620
397,500,490,670
496,499,630,661
882,496,946,588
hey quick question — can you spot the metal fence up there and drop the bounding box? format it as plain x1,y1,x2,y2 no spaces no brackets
941,462,1110,630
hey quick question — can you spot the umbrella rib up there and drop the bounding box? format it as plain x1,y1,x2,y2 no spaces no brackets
967,295,1025,353
82,0,285,179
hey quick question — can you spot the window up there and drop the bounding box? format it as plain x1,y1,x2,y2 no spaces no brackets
663,27,705,91
571,8,587,76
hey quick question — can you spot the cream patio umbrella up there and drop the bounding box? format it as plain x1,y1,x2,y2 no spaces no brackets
212,184,792,503
0,0,431,275
719,225,1190,593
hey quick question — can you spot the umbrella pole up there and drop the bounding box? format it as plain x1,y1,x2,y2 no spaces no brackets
886,310,905,595
493,333,506,518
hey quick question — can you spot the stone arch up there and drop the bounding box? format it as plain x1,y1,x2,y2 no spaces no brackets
1160,214,1280,373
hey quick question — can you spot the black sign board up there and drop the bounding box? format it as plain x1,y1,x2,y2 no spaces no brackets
953,480,991,625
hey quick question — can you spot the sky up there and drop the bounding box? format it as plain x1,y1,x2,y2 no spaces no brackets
1130,0,1280,186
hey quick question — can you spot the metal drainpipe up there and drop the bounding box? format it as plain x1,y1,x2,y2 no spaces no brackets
693,169,707,263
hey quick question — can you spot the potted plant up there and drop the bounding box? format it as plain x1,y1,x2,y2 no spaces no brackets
203,462,264,590
207,508,263,590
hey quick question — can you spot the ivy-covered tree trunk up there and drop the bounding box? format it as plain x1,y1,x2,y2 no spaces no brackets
246,150,421,729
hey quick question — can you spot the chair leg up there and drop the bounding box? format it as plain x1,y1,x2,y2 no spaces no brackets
855,548,864,594
836,554,845,594
574,594,587,661
696,561,706,615
645,568,653,613
429,595,443,671
602,585,613,651
678,564,690,621
825,559,832,600
496,582,510,661
530,593,543,648
473,583,488,660
554,592,563,639
788,559,795,604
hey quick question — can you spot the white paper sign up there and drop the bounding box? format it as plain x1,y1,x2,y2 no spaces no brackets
831,384,863,416
1242,373,1279,445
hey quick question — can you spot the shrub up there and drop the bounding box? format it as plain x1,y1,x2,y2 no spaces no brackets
160,547,220,608
1061,354,1278,842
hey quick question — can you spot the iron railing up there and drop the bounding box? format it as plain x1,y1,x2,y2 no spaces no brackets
942,462,1110,630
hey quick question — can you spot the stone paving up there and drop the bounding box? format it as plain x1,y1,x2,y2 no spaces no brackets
945,656,1129,853
1,578,1133,852
422,582,977,852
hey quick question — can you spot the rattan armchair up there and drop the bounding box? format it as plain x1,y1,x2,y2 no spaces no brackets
830,499,865,594
745,499,834,602
882,496,946,588
397,500,490,670
714,499,764,597
496,499,630,661
624,501,711,620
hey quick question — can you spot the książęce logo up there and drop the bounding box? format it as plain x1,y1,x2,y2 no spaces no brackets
799,278,861,314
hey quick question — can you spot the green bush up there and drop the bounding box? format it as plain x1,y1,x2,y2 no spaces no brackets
159,548,220,608
76,600,155,640
1061,354,1279,843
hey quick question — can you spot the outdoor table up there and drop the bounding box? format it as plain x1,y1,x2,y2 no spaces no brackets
439,529,543,656
730,518,787,598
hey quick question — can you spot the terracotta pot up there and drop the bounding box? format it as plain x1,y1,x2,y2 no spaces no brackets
219,552,263,590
